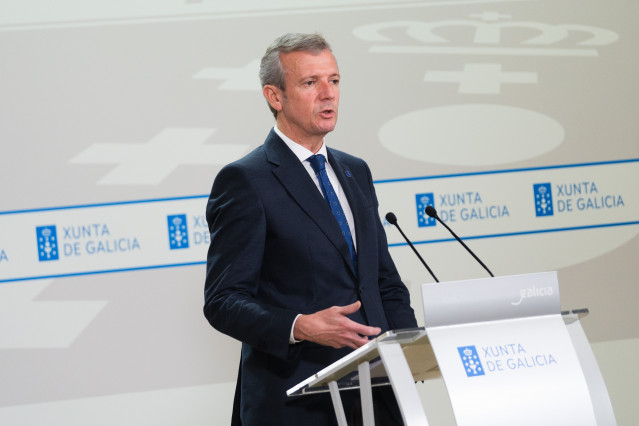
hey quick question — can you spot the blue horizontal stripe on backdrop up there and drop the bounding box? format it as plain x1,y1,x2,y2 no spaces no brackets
1,158,637,283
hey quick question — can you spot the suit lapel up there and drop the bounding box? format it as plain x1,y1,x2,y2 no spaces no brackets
327,149,374,281
264,131,355,277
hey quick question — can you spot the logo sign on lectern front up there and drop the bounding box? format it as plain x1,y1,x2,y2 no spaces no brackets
423,273,597,426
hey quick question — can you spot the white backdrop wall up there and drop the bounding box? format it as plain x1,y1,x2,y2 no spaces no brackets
1,0,638,424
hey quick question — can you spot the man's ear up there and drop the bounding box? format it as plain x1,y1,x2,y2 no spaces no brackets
263,85,283,113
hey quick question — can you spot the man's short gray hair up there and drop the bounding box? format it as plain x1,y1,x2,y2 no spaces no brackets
259,33,332,118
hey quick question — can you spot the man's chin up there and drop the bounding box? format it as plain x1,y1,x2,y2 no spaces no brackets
317,120,337,134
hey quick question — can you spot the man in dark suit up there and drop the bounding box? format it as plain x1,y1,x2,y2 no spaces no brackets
204,33,417,425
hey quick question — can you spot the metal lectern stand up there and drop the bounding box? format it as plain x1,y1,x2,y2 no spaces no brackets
287,328,438,426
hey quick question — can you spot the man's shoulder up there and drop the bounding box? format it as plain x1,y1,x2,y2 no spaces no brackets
327,147,367,168
226,145,266,169
224,129,285,170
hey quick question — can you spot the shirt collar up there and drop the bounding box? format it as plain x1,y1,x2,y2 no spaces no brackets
273,125,328,163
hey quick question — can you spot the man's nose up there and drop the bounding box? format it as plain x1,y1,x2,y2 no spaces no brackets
318,80,336,100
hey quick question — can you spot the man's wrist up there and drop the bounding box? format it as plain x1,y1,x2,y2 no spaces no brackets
289,313,303,344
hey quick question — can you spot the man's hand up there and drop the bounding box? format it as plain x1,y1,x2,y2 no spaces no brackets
293,301,382,349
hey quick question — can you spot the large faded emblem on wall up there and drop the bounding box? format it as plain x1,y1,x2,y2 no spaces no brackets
353,15,618,167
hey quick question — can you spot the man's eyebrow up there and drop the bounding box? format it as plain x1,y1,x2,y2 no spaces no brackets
296,72,340,83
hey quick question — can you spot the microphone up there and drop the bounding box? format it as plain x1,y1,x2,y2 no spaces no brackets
385,212,439,283
424,206,494,277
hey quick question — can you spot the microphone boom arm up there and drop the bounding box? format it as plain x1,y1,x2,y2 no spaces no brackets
386,212,439,283
425,206,494,278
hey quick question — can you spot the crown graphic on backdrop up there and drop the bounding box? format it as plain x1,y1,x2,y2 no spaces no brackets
353,14,619,57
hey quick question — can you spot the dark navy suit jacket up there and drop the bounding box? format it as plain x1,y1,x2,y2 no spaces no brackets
204,130,417,425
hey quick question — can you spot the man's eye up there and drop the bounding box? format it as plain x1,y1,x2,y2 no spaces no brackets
304,81,314,86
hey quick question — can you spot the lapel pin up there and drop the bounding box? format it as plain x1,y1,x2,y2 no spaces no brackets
345,171,352,178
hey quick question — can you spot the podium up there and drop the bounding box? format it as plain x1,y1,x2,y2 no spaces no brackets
287,272,616,425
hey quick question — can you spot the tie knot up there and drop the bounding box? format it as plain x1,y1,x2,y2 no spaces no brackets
308,154,326,173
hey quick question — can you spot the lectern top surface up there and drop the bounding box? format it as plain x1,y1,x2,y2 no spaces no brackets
286,328,439,397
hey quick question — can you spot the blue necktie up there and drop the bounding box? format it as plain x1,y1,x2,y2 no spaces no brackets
308,154,358,274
